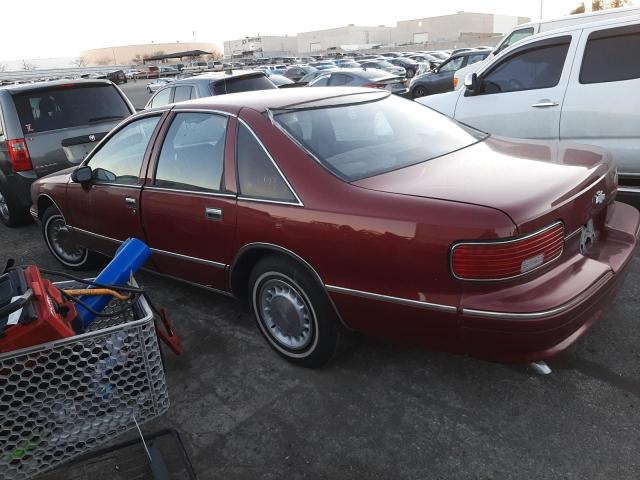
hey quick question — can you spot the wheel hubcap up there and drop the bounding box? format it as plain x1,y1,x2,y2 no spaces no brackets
0,192,9,220
259,278,314,350
46,216,86,264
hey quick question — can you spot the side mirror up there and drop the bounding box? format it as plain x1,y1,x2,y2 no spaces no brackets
72,165,93,184
464,73,479,95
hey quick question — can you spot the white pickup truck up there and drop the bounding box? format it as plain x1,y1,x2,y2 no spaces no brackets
418,14,640,194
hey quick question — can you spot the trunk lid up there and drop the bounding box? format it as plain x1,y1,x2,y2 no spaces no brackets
353,136,617,236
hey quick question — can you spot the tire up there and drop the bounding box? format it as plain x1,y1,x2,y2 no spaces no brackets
42,205,99,270
412,85,428,99
0,185,30,227
249,255,347,368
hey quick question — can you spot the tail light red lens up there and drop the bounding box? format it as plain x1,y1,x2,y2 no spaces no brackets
451,222,564,280
363,82,387,89
7,139,33,172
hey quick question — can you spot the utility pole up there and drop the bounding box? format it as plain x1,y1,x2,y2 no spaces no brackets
192,31,196,44
540,0,544,19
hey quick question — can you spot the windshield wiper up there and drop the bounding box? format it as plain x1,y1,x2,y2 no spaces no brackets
88,115,126,123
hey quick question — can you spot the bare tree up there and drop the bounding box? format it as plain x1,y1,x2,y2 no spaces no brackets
131,54,144,65
206,48,223,61
21,59,36,70
72,56,88,68
95,57,112,66
571,2,586,13
609,0,633,7
592,0,605,10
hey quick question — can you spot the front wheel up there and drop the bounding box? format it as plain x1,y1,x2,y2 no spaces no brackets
42,205,99,270
412,85,428,99
249,256,347,368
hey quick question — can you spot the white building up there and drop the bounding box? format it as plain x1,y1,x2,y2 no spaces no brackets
223,36,298,58
296,25,394,53
394,12,530,45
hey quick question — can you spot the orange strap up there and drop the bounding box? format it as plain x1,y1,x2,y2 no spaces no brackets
63,288,131,301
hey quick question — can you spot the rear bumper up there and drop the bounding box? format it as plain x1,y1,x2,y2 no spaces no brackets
460,201,640,363
1,172,35,211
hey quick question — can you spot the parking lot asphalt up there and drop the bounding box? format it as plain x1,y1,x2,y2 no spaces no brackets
120,80,154,110
8,195,640,479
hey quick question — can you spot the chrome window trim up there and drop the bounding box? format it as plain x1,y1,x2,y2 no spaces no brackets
325,285,458,313
173,108,238,118
237,196,303,207
461,272,612,319
449,221,565,282
143,186,236,198
71,227,227,268
91,183,143,189
236,118,304,207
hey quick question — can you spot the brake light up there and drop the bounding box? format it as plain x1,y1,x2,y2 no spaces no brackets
7,139,33,172
363,82,387,89
451,222,564,280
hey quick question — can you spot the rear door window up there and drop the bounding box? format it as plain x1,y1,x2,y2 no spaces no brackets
466,53,488,66
580,26,640,84
212,75,276,95
439,57,464,72
149,87,173,108
88,115,161,185
173,85,194,102
481,37,570,94
329,73,354,86
154,113,227,192
12,84,131,135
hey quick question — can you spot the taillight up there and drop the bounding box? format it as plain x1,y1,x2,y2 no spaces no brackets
363,82,387,89
7,139,33,172
451,222,564,281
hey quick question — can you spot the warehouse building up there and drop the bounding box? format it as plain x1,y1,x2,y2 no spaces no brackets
81,42,218,66
223,35,298,58
393,12,530,45
296,25,394,53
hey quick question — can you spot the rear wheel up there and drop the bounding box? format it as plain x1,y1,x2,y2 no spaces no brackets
249,256,347,368
0,186,30,227
412,85,428,99
42,205,99,270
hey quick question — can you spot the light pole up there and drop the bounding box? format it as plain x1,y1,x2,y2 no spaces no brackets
539,0,544,20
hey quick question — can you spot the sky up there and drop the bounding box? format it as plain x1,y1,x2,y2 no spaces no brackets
0,0,607,61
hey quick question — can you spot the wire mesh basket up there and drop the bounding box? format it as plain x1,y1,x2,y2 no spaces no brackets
0,278,170,480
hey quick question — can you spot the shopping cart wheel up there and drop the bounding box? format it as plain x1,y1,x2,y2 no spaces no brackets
42,205,101,270
249,255,347,368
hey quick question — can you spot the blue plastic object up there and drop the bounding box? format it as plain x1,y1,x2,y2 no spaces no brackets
76,238,151,328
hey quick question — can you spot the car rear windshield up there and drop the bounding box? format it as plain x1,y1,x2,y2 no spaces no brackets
273,94,485,181
211,75,277,95
12,84,130,135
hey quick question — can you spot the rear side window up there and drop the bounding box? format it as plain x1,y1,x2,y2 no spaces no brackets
497,27,535,53
311,75,330,86
482,38,570,94
212,75,276,95
329,74,354,86
466,53,488,66
236,122,296,203
155,113,227,192
12,85,130,135
580,27,640,84
439,57,464,72
173,85,194,103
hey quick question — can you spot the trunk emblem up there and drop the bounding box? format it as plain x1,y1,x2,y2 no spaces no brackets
593,190,605,206
89,134,96,142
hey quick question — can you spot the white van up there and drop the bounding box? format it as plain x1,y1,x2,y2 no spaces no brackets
418,14,640,192
452,6,640,90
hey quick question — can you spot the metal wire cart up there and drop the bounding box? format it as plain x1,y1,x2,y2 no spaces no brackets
0,278,170,480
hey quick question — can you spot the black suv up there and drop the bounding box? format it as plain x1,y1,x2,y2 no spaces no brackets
0,80,134,226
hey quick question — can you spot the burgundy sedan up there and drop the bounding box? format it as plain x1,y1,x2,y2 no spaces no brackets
30,87,639,368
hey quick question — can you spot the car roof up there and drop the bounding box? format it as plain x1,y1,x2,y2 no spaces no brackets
174,70,266,85
169,86,388,114
0,79,114,93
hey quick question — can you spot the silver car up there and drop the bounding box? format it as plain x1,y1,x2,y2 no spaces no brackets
308,68,408,95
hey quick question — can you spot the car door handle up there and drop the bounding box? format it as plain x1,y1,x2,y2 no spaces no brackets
125,197,137,208
531,101,559,108
205,207,223,221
